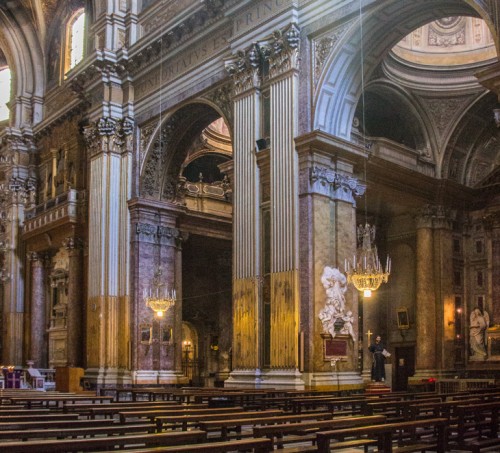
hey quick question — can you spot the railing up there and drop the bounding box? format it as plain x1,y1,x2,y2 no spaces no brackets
437,378,495,393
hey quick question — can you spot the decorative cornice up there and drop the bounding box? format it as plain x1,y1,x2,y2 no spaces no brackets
416,204,454,230
308,165,365,205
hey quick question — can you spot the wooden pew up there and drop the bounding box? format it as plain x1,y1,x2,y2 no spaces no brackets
119,406,250,424
0,413,79,423
0,418,116,431
252,414,386,449
315,417,448,453
408,398,480,421
4,395,113,408
362,397,442,422
0,422,156,441
113,437,273,452
0,429,207,452
154,409,284,432
198,411,335,441
451,401,500,451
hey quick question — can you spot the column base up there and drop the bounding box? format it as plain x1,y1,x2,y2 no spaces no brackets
413,369,439,380
225,368,305,389
306,371,364,392
83,367,132,388
132,370,189,386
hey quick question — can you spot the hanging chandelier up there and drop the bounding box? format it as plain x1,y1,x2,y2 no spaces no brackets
143,267,176,317
345,223,391,298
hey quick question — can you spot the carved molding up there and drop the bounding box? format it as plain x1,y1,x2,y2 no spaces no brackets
416,204,454,230
83,117,134,157
265,23,301,79
308,166,365,205
202,83,233,125
313,22,352,90
225,44,262,96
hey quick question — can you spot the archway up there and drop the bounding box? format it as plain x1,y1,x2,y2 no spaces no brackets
137,102,233,386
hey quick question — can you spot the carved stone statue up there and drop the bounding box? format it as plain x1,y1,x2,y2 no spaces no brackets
318,266,355,340
469,307,489,360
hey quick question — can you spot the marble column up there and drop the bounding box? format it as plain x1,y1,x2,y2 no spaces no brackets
415,206,437,376
29,252,47,368
224,44,262,385
433,208,454,372
65,237,83,367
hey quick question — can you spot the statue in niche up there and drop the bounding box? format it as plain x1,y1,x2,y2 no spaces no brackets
54,149,65,193
318,266,355,340
469,307,489,360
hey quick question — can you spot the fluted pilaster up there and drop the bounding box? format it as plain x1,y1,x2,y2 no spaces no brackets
83,117,133,384
268,24,300,369
226,45,262,370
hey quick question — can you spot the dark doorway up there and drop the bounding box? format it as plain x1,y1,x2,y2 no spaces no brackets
394,346,415,391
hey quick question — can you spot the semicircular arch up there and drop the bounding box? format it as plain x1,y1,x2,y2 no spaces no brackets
140,101,231,201
314,0,494,140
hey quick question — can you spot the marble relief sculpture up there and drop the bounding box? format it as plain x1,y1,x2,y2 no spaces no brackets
469,307,489,360
318,266,356,341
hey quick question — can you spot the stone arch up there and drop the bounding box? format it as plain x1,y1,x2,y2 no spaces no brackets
140,101,231,201
313,0,494,140
0,3,45,127
356,80,435,159
441,91,498,186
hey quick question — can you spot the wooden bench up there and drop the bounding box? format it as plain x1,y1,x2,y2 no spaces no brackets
0,418,116,431
0,413,79,423
154,409,284,432
114,437,273,452
198,412,335,441
408,398,480,421
315,417,448,453
4,395,113,408
119,406,252,424
0,429,207,452
0,422,156,441
363,397,442,422
253,414,386,450
62,400,181,414
451,401,500,450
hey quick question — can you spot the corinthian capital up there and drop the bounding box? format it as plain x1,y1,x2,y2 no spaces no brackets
83,117,134,156
265,23,301,78
225,43,263,96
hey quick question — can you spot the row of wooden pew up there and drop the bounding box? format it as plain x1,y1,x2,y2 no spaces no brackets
0,386,496,451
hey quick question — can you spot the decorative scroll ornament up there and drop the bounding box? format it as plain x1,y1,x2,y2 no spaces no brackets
143,267,176,317
345,224,391,298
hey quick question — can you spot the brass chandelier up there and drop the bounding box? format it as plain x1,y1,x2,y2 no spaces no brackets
345,223,390,298
143,267,176,317
344,0,391,298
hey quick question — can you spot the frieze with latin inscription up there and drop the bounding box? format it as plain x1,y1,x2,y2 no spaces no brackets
135,26,232,101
